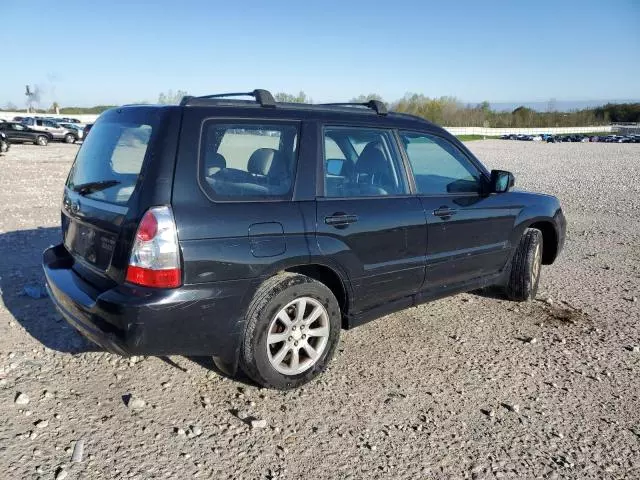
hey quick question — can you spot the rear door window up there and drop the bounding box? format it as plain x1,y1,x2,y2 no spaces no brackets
66,121,154,206
322,127,408,197
200,122,299,201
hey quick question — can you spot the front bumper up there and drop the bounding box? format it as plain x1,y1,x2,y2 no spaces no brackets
43,244,249,361
555,208,567,257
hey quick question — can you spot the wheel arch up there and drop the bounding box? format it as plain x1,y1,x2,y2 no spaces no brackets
527,220,558,264
283,263,349,325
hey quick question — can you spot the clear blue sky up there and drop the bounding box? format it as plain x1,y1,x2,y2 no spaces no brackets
2,0,639,108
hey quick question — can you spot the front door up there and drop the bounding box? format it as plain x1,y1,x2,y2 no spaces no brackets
398,131,519,291
316,126,427,312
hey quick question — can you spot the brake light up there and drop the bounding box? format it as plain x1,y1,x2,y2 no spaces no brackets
125,206,182,288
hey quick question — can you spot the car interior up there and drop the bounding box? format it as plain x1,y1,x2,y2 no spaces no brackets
324,131,405,197
203,125,297,198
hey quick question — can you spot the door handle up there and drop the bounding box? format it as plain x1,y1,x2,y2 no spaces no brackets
325,213,359,228
433,206,457,218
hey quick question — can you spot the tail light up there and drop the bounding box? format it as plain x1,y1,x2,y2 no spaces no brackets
125,206,182,288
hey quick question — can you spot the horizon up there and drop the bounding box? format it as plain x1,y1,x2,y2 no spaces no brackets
1,0,638,108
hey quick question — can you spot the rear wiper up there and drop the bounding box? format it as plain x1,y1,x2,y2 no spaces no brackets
72,180,120,195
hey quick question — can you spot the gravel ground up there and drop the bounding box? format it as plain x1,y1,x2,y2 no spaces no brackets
0,141,639,479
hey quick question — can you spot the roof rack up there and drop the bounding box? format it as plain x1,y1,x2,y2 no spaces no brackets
180,89,276,108
320,100,388,116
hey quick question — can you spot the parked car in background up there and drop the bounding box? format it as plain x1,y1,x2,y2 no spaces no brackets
0,131,10,153
0,122,50,145
83,123,93,140
57,122,83,141
21,117,78,143
60,117,82,124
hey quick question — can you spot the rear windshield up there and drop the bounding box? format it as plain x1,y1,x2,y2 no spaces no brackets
66,120,153,206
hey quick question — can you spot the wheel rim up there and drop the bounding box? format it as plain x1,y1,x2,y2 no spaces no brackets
66,135,73,143
266,297,330,375
38,137,46,145
532,243,542,285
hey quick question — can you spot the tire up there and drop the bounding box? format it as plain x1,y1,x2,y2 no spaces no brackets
64,133,75,144
0,141,7,153
239,273,341,389
35,135,48,146
505,228,543,302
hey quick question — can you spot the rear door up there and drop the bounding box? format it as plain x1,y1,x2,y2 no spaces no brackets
44,120,65,138
316,125,427,312
399,131,518,290
171,109,308,286
62,107,175,287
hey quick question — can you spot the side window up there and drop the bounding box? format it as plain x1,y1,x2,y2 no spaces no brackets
323,127,408,198
200,122,298,201
400,132,482,195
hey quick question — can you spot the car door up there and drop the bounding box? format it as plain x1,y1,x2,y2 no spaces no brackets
43,120,64,139
398,131,519,291
9,123,30,142
316,125,427,313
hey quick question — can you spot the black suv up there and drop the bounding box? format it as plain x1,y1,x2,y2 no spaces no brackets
0,122,51,146
43,90,566,389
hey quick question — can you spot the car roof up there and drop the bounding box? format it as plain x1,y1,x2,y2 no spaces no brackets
116,100,445,136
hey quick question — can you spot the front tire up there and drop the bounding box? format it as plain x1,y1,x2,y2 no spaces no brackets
505,228,543,301
35,135,48,146
239,273,341,389
0,140,8,153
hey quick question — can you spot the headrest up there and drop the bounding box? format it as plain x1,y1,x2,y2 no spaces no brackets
205,152,226,176
355,141,390,176
248,148,284,177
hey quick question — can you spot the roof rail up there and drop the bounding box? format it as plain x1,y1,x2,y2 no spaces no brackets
180,89,276,108
320,100,388,116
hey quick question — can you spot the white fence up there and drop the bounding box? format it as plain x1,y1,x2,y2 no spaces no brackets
443,126,613,136
0,110,618,136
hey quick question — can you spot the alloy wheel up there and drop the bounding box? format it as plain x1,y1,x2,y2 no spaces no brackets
266,297,330,375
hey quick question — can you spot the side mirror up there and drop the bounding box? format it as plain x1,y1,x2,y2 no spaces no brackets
326,158,345,176
491,170,515,193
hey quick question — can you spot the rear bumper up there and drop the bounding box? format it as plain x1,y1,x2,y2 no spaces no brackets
43,244,251,362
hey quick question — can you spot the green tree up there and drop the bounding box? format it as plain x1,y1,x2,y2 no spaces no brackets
274,91,311,103
350,93,384,103
158,90,189,105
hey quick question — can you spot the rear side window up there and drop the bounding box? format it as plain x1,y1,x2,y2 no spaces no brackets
200,122,299,201
66,121,153,206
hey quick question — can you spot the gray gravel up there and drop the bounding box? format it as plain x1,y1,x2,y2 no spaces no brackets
0,141,639,479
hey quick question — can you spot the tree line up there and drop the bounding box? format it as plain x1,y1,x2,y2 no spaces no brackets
3,90,638,127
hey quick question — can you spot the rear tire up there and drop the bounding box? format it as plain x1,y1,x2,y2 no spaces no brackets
505,228,543,302
35,135,48,146
239,273,341,389
64,133,75,144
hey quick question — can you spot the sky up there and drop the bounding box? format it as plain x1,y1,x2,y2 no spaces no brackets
2,0,639,108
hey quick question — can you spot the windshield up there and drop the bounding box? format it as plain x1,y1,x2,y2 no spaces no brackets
66,119,153,206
